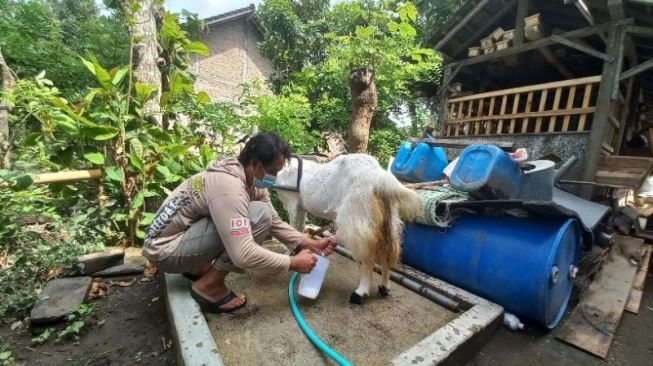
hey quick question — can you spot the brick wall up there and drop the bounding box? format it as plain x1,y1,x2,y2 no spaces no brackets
195,18,274,102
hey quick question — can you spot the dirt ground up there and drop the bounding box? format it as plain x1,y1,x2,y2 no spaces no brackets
207,250,457,366
467,264,653,366
0,275,176,366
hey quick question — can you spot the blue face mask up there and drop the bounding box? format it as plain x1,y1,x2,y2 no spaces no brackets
253,171,277,189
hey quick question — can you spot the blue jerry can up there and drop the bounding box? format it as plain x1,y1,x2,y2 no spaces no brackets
390,142,448,183
449,144,523,199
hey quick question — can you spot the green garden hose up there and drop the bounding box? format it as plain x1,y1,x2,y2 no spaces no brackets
288,272,353,366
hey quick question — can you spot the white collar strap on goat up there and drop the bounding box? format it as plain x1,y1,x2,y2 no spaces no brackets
271,155,303,192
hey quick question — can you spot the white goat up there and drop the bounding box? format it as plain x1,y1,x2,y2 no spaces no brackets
276,154,422,304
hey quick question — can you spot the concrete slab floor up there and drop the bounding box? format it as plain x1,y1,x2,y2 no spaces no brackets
466,266,653,366
206,250,457,366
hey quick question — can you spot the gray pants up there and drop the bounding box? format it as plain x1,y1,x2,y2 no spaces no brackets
154,201,272,274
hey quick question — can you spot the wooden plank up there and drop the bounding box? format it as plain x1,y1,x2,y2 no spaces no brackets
497,95,508,134
555,236,643,359
549,88,563,132
578,84,593,130
514,0,530,46
609,115,620,128
410,138,514,151
601,142,615,154
449,76,601,103
538,46,575,78
550,34,611,62
509,94,520,133
521,92,534,133
447,107,597,124
487,97,496,134
535,89,548,132
608,0,626,20
475,98,484,135
435,0,494,50
448,19,633,69
619,58,653,81
625,245,652,314
450,0,519,57
563,86,577,131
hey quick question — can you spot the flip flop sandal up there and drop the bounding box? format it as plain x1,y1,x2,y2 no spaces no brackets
190,288,247,314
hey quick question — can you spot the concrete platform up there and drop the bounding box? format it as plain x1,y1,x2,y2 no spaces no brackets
207,253,456,366
163,243,503,366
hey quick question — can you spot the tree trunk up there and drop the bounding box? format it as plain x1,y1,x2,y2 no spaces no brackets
347,69,377,153
128,0,163,126
0,48,15,169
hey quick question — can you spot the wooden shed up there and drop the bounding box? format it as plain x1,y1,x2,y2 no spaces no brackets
431,0,653,197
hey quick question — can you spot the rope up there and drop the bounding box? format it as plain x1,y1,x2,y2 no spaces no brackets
288,272,353,366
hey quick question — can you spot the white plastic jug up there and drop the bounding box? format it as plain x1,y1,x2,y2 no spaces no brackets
297,255,330,299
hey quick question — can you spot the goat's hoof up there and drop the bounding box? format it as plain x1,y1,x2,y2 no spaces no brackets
379,285,390,298
349,292,364,305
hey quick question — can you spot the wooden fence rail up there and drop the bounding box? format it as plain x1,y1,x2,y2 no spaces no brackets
444,76,601,136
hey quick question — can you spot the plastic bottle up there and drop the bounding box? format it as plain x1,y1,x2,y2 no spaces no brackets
297,255,330,299
503,313,524,331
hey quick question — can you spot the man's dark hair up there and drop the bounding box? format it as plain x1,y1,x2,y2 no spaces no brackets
238,132,292,166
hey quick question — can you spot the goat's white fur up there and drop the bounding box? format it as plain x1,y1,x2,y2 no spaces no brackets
276,154,421,301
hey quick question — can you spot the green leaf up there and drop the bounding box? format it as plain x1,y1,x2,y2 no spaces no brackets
105,166,124,183
147,126,172,142
112,213,129,221
80,57,96,75
111,66,129,85
140,212,155,226
128,153,144,172
132,191,144,209
196,91,211,104
169,144,187,156
136,229,146,239
184,41,209,56
155,165,171,177
86,126,120,141
143,189,160,198
83,152,105,165
51,111,78,134
0,351,10,361
134,82,158,101
399,22,417,38
129,138,144,157
355,25,374,38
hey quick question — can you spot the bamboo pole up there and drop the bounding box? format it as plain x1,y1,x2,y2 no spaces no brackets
0,169,102,188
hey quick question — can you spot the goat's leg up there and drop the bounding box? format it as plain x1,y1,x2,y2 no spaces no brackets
288,206,307,232
349,262,373,305
379,264,390,298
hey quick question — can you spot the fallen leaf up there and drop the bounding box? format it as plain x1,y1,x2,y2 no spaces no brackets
138,277,152,283
45,267,63,281
143,260,158,278
109,278,138,287
10,320,22,331
89,278,108,299
161,337,172,350
151,297,159,302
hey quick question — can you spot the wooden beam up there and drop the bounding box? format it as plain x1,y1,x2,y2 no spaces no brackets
615,77,637,152
435,0,494,51
514,0,530,46
538,46,575,78
550,34,612,61
608,0,626,20
581,26,624,198
625,25,653,38
449,19,633,69
450,0,519,58
611,28,626,100
619,58,653,81
571,0,596,25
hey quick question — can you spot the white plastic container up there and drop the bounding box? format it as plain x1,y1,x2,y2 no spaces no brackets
297,255,330,299
503,313,524,331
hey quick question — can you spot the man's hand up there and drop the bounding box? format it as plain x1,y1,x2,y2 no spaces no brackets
289,249,317,274
313,236,337,256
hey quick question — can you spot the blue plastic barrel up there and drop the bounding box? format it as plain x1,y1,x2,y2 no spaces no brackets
402,215,580,329
391,142,448,183
449,145,523,199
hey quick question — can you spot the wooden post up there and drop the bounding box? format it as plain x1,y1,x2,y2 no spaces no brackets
581,26,624,198
437,66,452,135
514,0,530,46
0,48,15,169
615,77,639,153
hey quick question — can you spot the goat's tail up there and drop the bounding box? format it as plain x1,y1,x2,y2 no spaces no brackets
369,190,401,268
373,172,422,222
366,172,421,268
